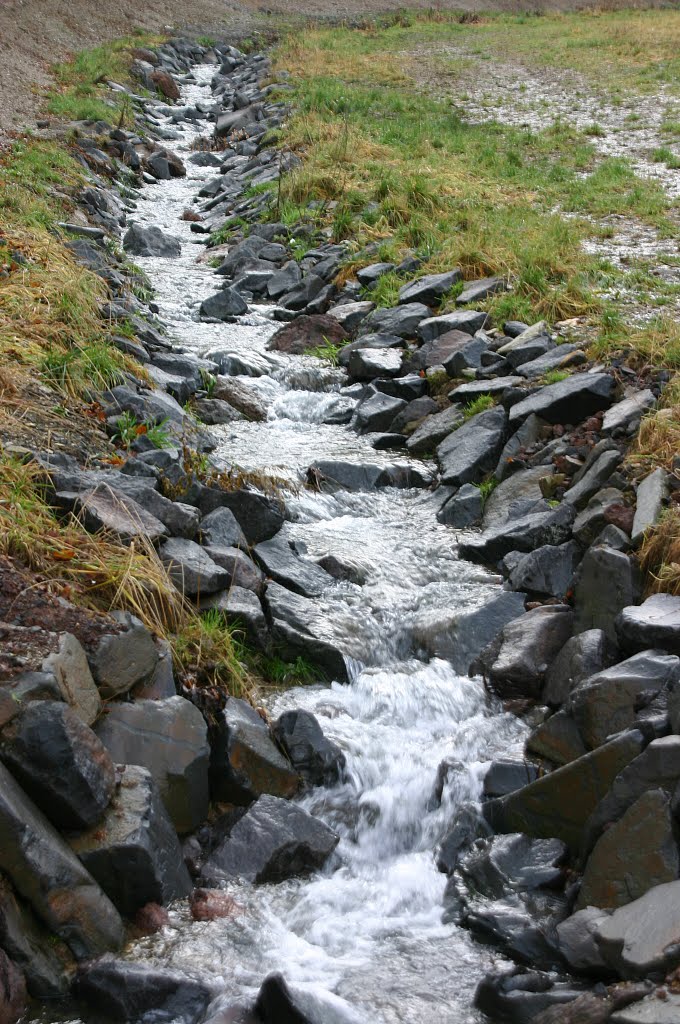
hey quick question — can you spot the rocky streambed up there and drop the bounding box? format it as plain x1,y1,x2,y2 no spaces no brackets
2,33,680,1024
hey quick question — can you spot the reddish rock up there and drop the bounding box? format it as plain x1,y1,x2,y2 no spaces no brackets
181,210,203,223
266,314,346,355
190,888,241,922
604,503,634,535
133,902,170,935
150,70,180,101
0,951,26,1024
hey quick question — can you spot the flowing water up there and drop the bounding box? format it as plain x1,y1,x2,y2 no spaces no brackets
101,67,529,1022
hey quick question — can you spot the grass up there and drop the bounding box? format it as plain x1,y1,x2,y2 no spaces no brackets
463,395,495,419
640,508,680,597
305,338,345,364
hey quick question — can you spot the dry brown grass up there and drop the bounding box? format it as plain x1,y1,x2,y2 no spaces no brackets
640,507,680,596
630,376,680,472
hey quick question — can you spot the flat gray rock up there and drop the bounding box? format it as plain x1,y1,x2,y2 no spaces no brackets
253,536,334,598
596,878,680,977
417,310,489,342
509,372,615,426
436,406,507,487
160,537,229,597
455,276,506,306
602,389,656,437
398,270,461,306
617,594,680,655
460,503,576,566
632,467,668,544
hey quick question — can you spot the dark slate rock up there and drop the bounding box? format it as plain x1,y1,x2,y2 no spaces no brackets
254,971,351,1024
211,697,300,806
507,541,581,600
526,711,588,767
0,950,25,1024
632,467,669,544
443,335,489,377
373,374,428,400
406,404,465,455
95,697,209,834
327,300,374,332
602,390,656,437
508,373,615,427
264,582,350,682
357,262,395,286
199,287,248,320
253,536,334,598
0,763,124,960
397,270,461,306
543,630,615,709
504,336,555,370
0,702,115,832
160,538,229,596
123,224,181,258
347,347,403,380
616,595,680,656
474,969,586,1024
70,766,192,916
358,303,430,339
415,590,527,674
459,504,576,566
455,276,506,306
485,730,646,851
307,459,433,493
565,450,622,508
279,273,326,311
459,833,567,896
573,488,626,547
495,413,547,482
437,482,484,528
436,406,507,487
266,261,302,300
417,310,489,342
596,878,680,978
389,396,438,433
192,397,243,425
437,804,493,874
484,760,540,799
53,484,167,544
207,488,284,545
463,896,563,969
482,605,573,701
515,345,587,380
203,547,264,593
200,794,339,885
577,789,678,911
556,907,611,976
273,710,346,789
412,328,480,371
199,506,247,550
351,391,407,433
449,377,525,402
0,875,71,998
338,333,403,367
87,611,159,700
74,958,213,1024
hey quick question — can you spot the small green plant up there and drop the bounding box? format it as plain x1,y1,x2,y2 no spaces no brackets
463,394,495,419
543,369,570,384
200,369,217,397
475,478,498,508
258,654,319,686
306,336,346,365
145,417,173,449
111,410,140,449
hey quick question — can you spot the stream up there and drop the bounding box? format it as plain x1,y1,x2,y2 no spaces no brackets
110,65,528,1024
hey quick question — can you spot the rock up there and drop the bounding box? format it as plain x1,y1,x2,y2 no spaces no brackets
357,261,395,286
202,587,269,650
264,582,350,682
213,377,267,421
200,794,339,885
200,287,248,320
503,336,555,370
543,630,615,709
160,537,229,597
266,261,302,299
413,328,481,371
54,484,168,544
509,373,616,427
437,482,484,528
327,300,375,332
450,377,525,402
199,507,247,550
577,789,678,911
0,701,114,831
204,488,284,545
417,310,489,342
266,314,345,354
617,596,680,656
42,632,101,725
632,469,668,544
602,390,656,437
0,876,71,998
573,489,627,547
95,697,209,834
595,878,680,978
203,547,264,594
459,832,567,896
272,710,346,789
406,404,465,455
484,760,540,799
415,590,527,674
254,971,352,1024
526,712,588,767
507,541,581,600
192,397,242,425
474,968,586,1024
556,907,611,976
308,459,433,493
338,333,403,367
531,985,654,1024
211,697,300,805
358,303,430,339
456,276,506,306
389,395,438,433
74,958,213,1024
123,224,181,258
253,536,334,598
0,762,124,959
483,605,573,700
516,346,587,381
610,992,680,1023
495,413,547,482
133,903,170,935
347,346,403,380
485,730,646,851
70,765,192,915
442,334,489,377
87,611,159,700
150,69,180,100
436,406,507,487
437,805,493,874
398,270,461,306
0,951,25,1024
565,450,622,507
351,391,407,432
460,503,576,566
483,469,557,531
572,546,637,644
570,650,679,751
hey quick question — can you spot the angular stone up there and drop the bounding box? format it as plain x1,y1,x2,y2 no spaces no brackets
505,336,555,370
203,488,284,545
43,632,101,725
213,376,267,421
264,582,350,682
211,697,300,805
485,605,573,700
474,969,586,1023
442,335,489,377
495,413,546,482
507,541,581,600
254,971,345,1024
436,406,507,487
266,261,302,300
266,313,345,354
327,301,374,332
0,763,123,959
199,287,248,320
455,276,506,306
200,587,269,650
572,546,637,645
95,697,209,834
450,377,524,402
602,390,656,437
437,483,484,528
0,876,71,998
357,262,395,286
617,595,680,656
577,789,679,911
596,878,680,978
70,765,192,915
632,468,668,544
54,484,167,543
516,346,587,380
556,907,611,976
351,391,407,432
459,503,576,566
526,711,588,767
272,710,346,790
570,650,678,750
565,450,622,507
484,760,540,799
160,537,229,597
87,611,159,700
74,958,213,1024
347,346,403,380
253,535,334,598
509,373,615,427
406,404,465,455
358,303,430,339
417,310,489,342
123,224,181,258
192,397,242,425
543,630,615,709
611,992,680,1023
573,488,627,547
389,396,438,433
485,730,646,851
0,701,115,832
200,794,339,885
338,333,403,367
308,459,433,492
203,546,264,593
398,270,462,306
414,590,527,675
198,506,247,550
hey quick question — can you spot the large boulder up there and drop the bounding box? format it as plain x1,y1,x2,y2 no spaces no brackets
42,632,101,725
74,958,213,1024
601,389,656,437
413,590,526,675
576,789,679,911
483,466,553,531
436,406,507,487
264,583,350,681
199,287,248,320
160,538,229,597
526,711,588,768
0,763,124,959
253,536,334,598
406,404,465,455
0,701,114,832
200,794,339,885
508,373,615,427
200,587,270,651
570,650,680,750
86,611,159,700
459,503,576,566
307,459,433,493
474,968,586,1024
616,595,680,656
203,546,264,594
572,546,637,644
485,731,646,851
95,697,210,834
556,907,611,976
543,630,615,709
198,506,248,550
595,879,680,978
210,697,300,805
70,766,192,916
398,269,461,306
254,971,354,1024
123,224,181,258
358,302,429,338
351,391,406,432
347,346,403,380
417,310,488,342
272,710,346,789
204,488,284,545
482,605,573,701
266,314,345,354
0,877,72,998
506,542,581,600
